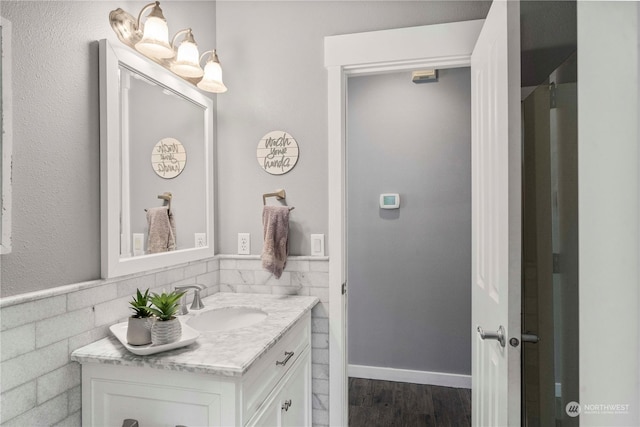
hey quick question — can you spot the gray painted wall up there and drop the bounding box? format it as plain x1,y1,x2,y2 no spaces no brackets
1,0,491,297
215,1,491,256
347,69,472,375
0,1,217,297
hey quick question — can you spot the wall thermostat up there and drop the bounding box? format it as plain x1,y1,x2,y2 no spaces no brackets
379,193,400,209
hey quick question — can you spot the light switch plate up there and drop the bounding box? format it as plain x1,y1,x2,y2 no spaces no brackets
311,234,325,256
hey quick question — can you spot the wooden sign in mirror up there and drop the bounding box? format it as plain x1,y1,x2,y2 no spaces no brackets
99,39,214,279
256,131,299,175
151,138,187,179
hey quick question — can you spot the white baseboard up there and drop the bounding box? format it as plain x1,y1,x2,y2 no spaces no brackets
348,364,471,389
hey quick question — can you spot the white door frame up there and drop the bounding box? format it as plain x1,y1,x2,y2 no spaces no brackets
577,2,640,425
325,20,485,426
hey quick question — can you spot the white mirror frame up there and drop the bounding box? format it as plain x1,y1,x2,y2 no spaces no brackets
99,39,215,278
1,17,13,255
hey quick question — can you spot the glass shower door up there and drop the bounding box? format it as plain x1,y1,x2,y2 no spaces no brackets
522,53,578,427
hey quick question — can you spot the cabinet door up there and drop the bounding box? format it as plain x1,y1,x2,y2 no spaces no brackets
248,396,281,427
247,349,311,427
280,352,311,427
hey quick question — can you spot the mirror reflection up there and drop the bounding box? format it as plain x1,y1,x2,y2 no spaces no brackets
120,64,207,257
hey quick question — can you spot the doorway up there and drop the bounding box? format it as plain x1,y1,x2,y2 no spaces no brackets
345,67,472,424
325,20,485,426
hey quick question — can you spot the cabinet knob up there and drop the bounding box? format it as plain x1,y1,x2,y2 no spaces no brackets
282,399,292,411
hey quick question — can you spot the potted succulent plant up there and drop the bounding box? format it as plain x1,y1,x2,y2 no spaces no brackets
127,288,152,345
147,290,186,345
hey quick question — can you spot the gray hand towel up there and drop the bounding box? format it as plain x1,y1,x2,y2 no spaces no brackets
146,206,176,254
261,206,290,279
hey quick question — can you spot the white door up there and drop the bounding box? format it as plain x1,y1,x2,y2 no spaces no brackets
470,0,521,426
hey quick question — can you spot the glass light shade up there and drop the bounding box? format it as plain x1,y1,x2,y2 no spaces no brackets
135,16,174,59
197,59,227,93
170,40,204,78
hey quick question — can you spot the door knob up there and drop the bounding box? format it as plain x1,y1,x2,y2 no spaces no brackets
509,333,540,347
477,325,505,347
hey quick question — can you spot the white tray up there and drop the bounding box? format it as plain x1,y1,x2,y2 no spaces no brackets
109,321,200,356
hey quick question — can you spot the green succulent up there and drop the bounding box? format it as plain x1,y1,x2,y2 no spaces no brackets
148,290,186,321
128,288,151,318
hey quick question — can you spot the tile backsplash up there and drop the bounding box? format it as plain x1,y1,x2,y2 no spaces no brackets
0,256,329,426
219,255,330,427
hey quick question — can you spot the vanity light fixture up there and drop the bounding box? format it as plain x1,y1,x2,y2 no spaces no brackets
134,2,174,59
109,2,226,93
170,29,204,79
197,50,228,93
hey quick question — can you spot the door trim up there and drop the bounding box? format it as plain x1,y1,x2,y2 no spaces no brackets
324,20,484,426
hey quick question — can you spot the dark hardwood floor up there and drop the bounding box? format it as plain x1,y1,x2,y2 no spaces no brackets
348,377,471,427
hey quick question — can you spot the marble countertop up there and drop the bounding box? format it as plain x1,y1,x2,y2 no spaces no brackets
71,293,319,377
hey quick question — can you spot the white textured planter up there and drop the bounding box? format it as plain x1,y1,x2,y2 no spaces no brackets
126,317,152,345
150,317,182,345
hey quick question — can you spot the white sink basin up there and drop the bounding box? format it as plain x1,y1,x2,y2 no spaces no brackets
186,307,268,332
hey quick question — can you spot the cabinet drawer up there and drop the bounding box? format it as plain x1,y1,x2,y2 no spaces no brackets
82,364,237,427
90,377,220,426
242,312,310,422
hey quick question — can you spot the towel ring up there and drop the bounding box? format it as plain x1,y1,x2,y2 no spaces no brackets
262,189,294,210
263,189,286,205
157,192,172,213
144,192,173,213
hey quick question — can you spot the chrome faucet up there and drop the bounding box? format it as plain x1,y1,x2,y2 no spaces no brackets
174,284,206,315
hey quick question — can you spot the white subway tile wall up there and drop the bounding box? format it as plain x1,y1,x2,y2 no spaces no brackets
0,255,330,427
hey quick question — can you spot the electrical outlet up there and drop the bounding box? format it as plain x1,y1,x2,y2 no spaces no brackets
133,233,145,256
195,233,207,248
238,233,250,255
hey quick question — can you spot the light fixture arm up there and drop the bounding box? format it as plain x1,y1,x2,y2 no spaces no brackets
136,2,161,30
199,50,219,65
171,28,195,49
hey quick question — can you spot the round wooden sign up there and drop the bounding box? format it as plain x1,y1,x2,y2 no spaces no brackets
151,138,187,179
256,131,299,175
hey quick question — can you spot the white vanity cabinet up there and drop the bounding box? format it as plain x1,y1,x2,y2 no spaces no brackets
79,311,311,427
247,348,311,427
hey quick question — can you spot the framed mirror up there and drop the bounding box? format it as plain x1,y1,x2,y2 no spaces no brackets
99,39,214,278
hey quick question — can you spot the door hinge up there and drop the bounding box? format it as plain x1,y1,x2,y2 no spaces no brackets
553,253,561,274
342,283,347,295
549,82,557,109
